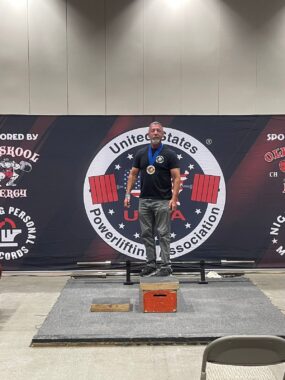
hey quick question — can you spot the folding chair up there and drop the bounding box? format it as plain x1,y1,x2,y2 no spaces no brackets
200,335,285,380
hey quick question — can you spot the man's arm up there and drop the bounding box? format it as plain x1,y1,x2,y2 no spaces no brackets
124,167,139,208
169,168,180,211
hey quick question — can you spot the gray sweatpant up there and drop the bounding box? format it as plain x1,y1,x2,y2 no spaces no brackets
138,198,171,268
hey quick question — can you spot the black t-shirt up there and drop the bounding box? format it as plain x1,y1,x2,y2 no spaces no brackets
133,145,179,200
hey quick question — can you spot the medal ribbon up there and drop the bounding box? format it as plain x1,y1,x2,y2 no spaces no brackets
148,144,163,166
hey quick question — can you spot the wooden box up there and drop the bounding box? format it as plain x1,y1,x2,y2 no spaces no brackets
90,298,132,312
140,277,179,313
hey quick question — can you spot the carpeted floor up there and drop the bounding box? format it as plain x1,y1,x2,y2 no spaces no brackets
31,277,285,345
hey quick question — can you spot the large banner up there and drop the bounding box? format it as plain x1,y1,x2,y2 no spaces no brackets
0,115,284,270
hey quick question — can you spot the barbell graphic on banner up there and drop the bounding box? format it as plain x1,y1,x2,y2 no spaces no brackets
191,174,220,204
89,174,118,204
89,173,220,205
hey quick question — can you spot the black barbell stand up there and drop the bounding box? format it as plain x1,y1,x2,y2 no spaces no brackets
198,260,208,284
124,260,134,285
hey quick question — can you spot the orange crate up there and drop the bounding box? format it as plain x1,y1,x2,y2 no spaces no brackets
143,289,177,313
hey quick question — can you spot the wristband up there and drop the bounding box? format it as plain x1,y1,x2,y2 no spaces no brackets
125,193,131,199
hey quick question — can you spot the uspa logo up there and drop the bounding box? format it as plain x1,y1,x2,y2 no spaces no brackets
0,206,36,260
83,128,226,260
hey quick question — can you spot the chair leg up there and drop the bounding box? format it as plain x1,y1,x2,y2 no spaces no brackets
200,371,206,380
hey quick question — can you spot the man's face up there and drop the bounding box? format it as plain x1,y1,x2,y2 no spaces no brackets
148,123,164,146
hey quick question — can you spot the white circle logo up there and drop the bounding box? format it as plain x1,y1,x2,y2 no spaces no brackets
156,155,164,164
83,128,226,260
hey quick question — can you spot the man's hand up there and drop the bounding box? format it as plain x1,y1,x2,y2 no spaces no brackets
169,198,178,211
124,194,131,208
123,167,139,208
170,167,180,212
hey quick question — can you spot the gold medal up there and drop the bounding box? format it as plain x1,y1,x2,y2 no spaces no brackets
146,165,155,175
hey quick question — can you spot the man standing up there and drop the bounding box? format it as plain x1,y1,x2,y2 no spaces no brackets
124,121,180,276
